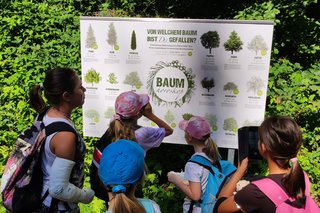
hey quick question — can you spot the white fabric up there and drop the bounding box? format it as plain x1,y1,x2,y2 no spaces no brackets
49,157,94,204
183,152,211,213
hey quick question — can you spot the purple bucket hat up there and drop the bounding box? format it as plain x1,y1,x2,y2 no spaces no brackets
115,91,149,118
179,116,211,140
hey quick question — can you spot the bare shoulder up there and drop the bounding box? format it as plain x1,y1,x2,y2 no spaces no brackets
50,131,77,160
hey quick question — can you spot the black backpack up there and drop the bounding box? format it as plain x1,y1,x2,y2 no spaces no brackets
1,111,76,213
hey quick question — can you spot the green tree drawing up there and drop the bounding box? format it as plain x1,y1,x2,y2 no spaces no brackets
223,82,238,93
85,24,98,50
131,30,137,50
104,107,115,119
182,113,194,121
85,109,100,123
223,31,243,54
247,35,268,55
201,77,215,92
223,118,238,132
165,110,175,124
200,31,220,54
84,68,101,86
247,76,264,95
107,73,118,84
107,22,117,50
123,71,142,89
205,113,218,131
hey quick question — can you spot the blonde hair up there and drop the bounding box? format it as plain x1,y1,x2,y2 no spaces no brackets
202,136,220,164
110,188,146,213
109,119,137,142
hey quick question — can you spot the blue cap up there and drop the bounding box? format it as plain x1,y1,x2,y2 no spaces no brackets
99,139,144,192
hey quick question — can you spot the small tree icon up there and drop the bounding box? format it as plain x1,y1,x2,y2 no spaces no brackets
85,68,101,86
200,31,220,54
85,109,100,123
131,30,137,50
247,76,264,95
223,31,243,54
123,72,143,89
247,35,268,55
223,82,238,94
104,107,115,119
107,22,118,50
85,24,98,50
107,73,118,84
223,118,238,132
205,113,218,131
201,77,215,92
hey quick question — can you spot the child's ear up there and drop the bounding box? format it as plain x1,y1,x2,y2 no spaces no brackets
62,91,72,102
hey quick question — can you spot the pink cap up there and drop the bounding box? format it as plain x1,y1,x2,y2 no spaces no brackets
115,91,149,118
179,116,211,140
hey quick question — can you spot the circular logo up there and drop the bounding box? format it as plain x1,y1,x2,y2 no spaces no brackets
147,60,195,107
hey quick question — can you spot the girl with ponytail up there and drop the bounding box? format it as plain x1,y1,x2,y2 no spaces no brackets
167,116,223,213
215,116,316,213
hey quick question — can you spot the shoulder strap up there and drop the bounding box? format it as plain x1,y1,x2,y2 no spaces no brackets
253,178,289,206
188,155,222,174
45,122,76,136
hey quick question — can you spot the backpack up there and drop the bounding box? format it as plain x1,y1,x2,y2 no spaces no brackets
1,111,76,213
187,155,237,213
253,172,320,213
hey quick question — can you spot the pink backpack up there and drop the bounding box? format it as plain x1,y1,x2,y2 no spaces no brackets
253,172,320,213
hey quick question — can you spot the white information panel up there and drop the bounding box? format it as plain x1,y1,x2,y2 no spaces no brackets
80,17,274,149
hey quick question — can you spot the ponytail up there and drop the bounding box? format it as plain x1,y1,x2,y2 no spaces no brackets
282,158,306,202
202,137,219,164
113,119,137,141
29,84,46,113
111,191,145,213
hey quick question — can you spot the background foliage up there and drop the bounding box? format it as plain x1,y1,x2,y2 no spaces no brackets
0,0,319,211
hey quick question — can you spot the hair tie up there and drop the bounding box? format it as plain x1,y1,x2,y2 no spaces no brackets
112,185,126,193
39,83,44,91
290,157,298,164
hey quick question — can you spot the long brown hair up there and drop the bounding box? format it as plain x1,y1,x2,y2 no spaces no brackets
259,116,305,202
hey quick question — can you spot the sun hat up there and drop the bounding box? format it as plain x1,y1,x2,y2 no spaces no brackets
99,139,144,193
114,91,149,119
179,116,211,140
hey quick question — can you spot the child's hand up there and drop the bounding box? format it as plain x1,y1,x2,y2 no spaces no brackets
141,103,153,117
167,171,183,184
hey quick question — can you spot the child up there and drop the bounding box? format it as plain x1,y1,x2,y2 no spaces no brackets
91,91,173,201
167,116,221,213
99,139,161,213
214,116,319,212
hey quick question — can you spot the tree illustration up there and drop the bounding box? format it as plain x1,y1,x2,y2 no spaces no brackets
85,24,98,50
104,107,115,119
205,113,218,131
200,31,220,54
223,118,238,132
247,76,264,95
107,73,118,84
131,30,137,50
247,35,268,55
165,110,175,124
201,77,215,92
84,68,101,86
107,22,117,50
85,109,100,123
123,72,142,89
223,82,238,93
223,31,243,54
182,113,194,121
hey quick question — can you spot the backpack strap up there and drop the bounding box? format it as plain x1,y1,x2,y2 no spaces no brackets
188,154,222,174
252,178,289,207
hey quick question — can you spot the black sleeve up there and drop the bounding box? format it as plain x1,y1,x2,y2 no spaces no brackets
213,197,228,213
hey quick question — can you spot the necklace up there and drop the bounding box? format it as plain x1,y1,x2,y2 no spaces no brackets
53,107,71,119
